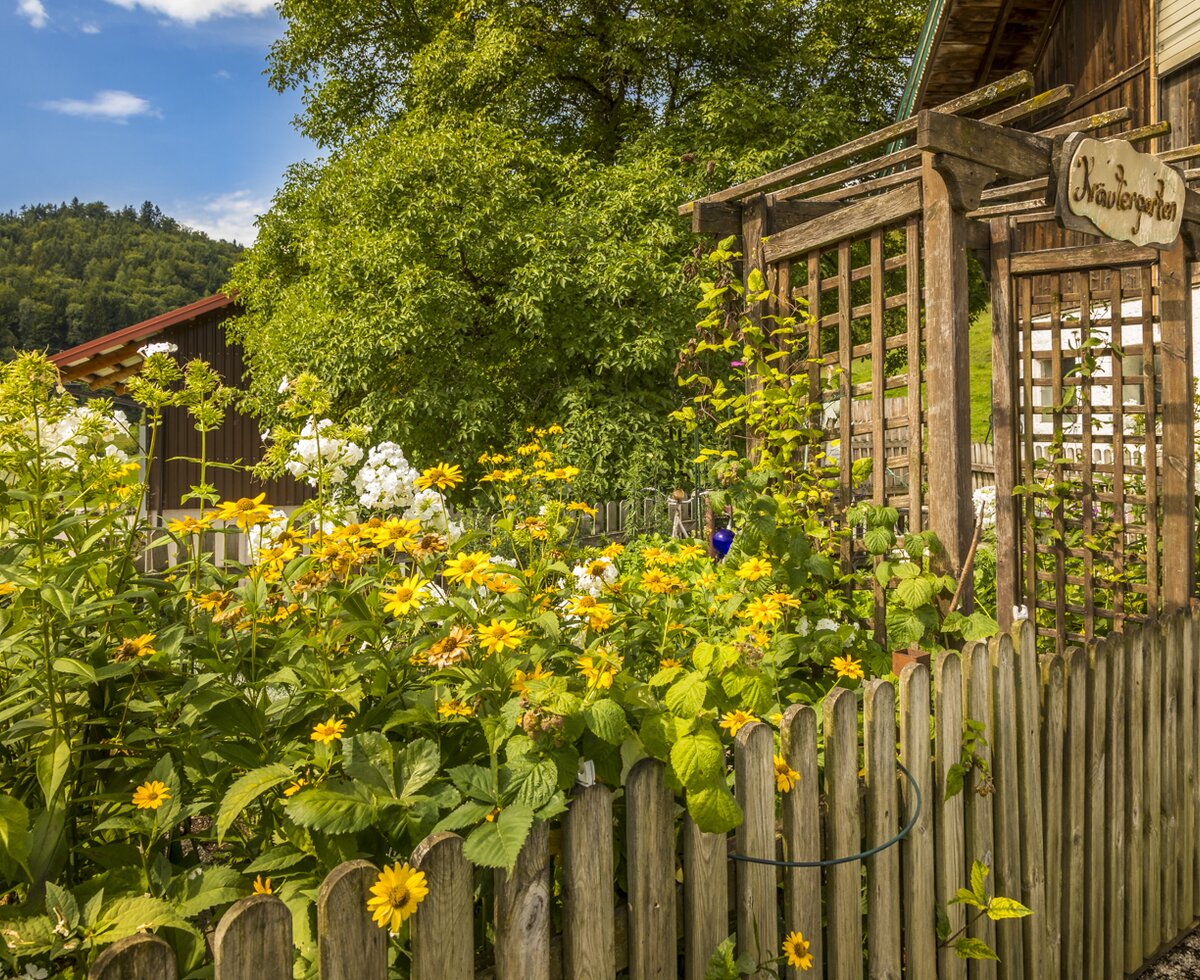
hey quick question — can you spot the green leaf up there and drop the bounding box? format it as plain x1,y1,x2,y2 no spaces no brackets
461,804,535,871
953,936,999,961
342,733,395,796
970,860,989,903
216,763,295,843
509,759,558,809
44,880,79,932
665,672,707,718
944,763,966,801
53,657,97,684
176,866,247,916
670,726,725,790
687,783,742,834
584,699,629,744
863,525,894,555
433,801,496,834
398,738,440,799
962,611,1001,642
0,793,32,881
895,575,935,610
948,886,983,909
986,896,1033,920
285,782,380,835
37,732,71,807
936,903,951,942
96,895,197,946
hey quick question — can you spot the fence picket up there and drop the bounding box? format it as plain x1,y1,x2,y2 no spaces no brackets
1040,652,1065,979
1192,609,1200,920
1012,621,1045,980
898,663,936,979
1106,634,1127,980
411,832,473,979
627,758,678,980
988,634,1022,980
89,934,178,980
683,814,728,980
1084,640,1108,977
317,860,387,980
936,652,968,980
735,721,778,977
1062,647,1087,977
213,894,293,980
494,820,551,980
1163,619,1180,944
563,783,616,980
1145,625,1163,954
781,703,823,979
963,641,997,980
825,687,863,980
864,680,901,980
1179,610,1195,929
1125,627,1146,971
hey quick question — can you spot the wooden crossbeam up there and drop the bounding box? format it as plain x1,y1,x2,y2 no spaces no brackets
762,183,922,264
915,111,1052,179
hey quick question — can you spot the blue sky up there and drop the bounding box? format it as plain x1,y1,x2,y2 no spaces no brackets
1,0,314,244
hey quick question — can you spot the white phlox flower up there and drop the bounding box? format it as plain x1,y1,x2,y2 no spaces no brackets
285,418,364,487
355,442,419,511
138,341,178,358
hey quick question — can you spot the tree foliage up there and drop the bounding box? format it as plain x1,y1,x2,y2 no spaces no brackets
0,201,241,356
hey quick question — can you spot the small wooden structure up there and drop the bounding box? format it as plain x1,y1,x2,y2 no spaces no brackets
49,293,308,518
682,67,1200,653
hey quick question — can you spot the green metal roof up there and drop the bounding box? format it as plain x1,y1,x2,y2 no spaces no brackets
896,0,949,120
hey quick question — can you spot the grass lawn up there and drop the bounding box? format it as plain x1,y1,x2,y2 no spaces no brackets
970,308,993,442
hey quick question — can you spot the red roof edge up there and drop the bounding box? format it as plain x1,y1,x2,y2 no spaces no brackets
50,292,237,368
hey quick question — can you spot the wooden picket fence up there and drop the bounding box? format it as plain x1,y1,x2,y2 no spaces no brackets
90,607,1200,979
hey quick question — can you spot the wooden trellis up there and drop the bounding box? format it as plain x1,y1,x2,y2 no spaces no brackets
684,70,1200,639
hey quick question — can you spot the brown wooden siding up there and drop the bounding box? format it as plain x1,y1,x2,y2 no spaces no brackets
1161,59,1200,151
147,309,310,512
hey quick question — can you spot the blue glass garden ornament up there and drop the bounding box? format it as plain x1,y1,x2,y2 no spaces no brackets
711,527,734,559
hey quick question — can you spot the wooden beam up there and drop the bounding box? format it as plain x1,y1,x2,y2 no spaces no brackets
1009,243,1161,275
764,199,841,227
1061,58,1150,117
60,344,139,381
89,363,142,390
1036,106,1132,140
989,218,1020,628
1159,142,1200,164
691,202,740,237
680,70,1033,211
1159,236,1194,612
916,111,1052,179
982,84,1074,127
974,0,1018,87
761,183,922,264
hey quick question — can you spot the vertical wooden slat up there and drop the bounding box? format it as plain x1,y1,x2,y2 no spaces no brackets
989,634,1023,980
936,653,968,980
825,687,863,980
1019,279,1037,626
1145,623,1163,955
990,217,1019,628
899,663,936,979
963,641,996,980
318,860,387,980
837,240,853,520
1180,612,1196,930
1105,632,1127,980
89,934,178,980
1161,238,1195,611
905,217,923,533
782,703,822,979
1041,652,1066,979
411,833,473,980
865,680,901,980
1049,291,1066,653
1162,618,1180,946
735,721,778,976
683,814,728,980
627,758,677,980
1011,621,1046,979
1192,609,1200,918
1079,275,1096,642
1140,266,1161,610
807,251,822,406
1084,640,1108,978
870,230,888,640
494,821,551,980
1125,626,1146,972
1111,271,1128,631
563,784,616,980
1061,647,1087,977
213,894,293,980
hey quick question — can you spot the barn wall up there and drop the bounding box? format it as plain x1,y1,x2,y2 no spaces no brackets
1160,60,1200,151
148,309,311,512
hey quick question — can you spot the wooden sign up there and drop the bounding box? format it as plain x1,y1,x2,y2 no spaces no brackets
1055,133,1184,247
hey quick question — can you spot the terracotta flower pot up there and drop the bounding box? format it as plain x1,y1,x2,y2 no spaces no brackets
892,647,931,675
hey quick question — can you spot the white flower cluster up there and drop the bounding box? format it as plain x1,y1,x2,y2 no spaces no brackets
285,418,364,487
39,405,134,468
137,342,178,358
407,487,464,541
972,485,996,528
247,509,290,553
572,556,617,596
354,442,419,511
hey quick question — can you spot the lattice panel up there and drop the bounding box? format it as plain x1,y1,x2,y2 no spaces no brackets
1012,261,1162,653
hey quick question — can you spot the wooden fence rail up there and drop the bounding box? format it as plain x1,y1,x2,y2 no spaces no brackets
91,608,1200,979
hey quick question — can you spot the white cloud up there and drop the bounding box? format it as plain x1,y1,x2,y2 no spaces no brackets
105,0,274,24
177,190,266,245
81,21,100,32
17,0,49,28
42,90,157,123
214,68,232,79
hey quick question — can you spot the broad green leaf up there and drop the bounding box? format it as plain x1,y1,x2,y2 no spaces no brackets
936,903,951,942
944,763,966,801
432,801,496,834
948,886,983,909
953,936,999,961
285,782,380,835
509,759,558,809
176,866,247,916
37,733,71,807
342,732,395,796
96,895,197,946
584,699,628,744
53,657,96,684
665,672,707,718
895,575,935,610
44,880,79,932
216,763,294,843
462,804,535,871
986,896,1033,920
970,860,989,903
863,525,894,555
687,783,742,834
670,726,725,791
0,794,31,880
399,738,440,799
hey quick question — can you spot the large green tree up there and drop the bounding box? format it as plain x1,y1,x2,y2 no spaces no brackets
233,0,923,496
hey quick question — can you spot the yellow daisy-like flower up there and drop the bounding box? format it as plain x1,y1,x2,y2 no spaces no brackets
132,780,171,810
831,655,864,681
482,572,520,595
214,492,274,531
252,875,272,895
577,652,622,690
0,582,16,598
478,619,530,656
736,557,773,582
437,698,474,718
381,575,430,618
310,716,346,744
783,930,813,970
166,515,211,535
719,710,758,737
283,778,307,797
114,633,156,660
366,862,429,932
372,517,421,549
566,501,598,518
414,462,464,491
516,516,549,540
601,542,625,559
659,658,681,670
443,552,493,587
741,596,783,629
478,468,511,484
512,664,550,694
641,546,677,567
642,568,685,595
566,595,614,632
677,543,706,560
774,754,799,793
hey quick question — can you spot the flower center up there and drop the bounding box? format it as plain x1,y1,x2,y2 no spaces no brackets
387,884,410,906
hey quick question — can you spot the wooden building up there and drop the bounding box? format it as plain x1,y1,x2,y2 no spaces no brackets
50,293,308,518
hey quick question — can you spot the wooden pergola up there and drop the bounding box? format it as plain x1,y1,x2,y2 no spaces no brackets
682,70,1200,651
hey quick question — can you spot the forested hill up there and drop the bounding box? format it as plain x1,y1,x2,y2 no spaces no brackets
0,201,242,355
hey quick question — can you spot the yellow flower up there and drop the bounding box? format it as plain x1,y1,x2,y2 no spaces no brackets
516,516,549,540
0,582,16,598
641,568,684,595
372,517,421,548
719,710,758,737
544,466,579,481
443,552,493,587
132,780,171,810
482,572,520,595
437,698,474,717
577,652,621,690
736,557,773,582
414,462,464,491
166,515,211,535
114,633,156,660
783,930,813,970
774,754,799,793
381,575,429,618
479,468,511,484
659,658,681,670
191,590,232,613
512,664,550,694
367,862,429,931
696,571,718,589
283,778,307,797
677,543,706,560
310,716,346,744
546,423,563,435
215,492,274,531
478,619,530,656
831,655,864,681
427,626,474,669
641,546,676,567
601,542,625,559
741,596,783,629
566,501,598,518
566,595,614,631
252,875,272,895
